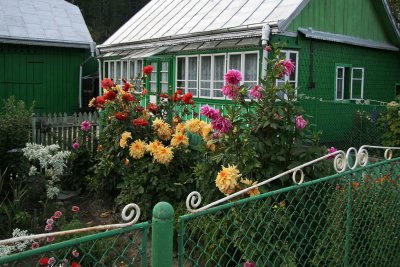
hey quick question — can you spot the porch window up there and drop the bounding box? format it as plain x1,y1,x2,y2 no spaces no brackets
335,66,364,100
149,62,158,93
228,52,259,89
177,56,198,96
129,60,143,82
160,62,169,93
275,50,298,99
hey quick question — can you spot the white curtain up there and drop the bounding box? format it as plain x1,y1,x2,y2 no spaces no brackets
200,56,211,97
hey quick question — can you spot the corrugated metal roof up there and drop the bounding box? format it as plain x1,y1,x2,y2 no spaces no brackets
0,0,94,48
299,27,399,51
102,0,306,47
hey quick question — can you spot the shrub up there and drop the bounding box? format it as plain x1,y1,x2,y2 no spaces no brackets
379,96,400,147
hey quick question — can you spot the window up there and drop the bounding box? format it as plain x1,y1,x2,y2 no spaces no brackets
276,50,298,99
335,66,364,100
129,60,143,82
149,62,157,93
103,60,143,85
160,62,169,93
177,51,259,99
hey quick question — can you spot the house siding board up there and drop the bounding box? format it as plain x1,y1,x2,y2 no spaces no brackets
0,43,89,114
287,0,394,44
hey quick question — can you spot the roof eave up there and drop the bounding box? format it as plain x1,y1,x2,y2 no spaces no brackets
382,0,400,43
0,36,95,50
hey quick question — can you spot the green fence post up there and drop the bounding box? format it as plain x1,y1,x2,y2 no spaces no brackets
152,202,174,267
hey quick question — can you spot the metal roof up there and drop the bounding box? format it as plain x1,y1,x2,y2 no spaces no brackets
102,0,307,47
299,27,399,51
0,0,94,49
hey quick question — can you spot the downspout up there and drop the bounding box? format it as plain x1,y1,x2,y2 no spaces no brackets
79,42,96,109
97,53,102,96
261,24,271,79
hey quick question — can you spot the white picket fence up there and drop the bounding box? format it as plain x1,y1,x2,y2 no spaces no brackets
31,112,100,151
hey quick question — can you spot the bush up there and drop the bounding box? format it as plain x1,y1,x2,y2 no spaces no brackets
379,96,400,147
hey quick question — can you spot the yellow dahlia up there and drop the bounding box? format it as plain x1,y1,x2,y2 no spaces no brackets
146,140,162,155
88,97,96,107
185,118,202,134
201,123,213,141
240,178,260,197
175,123,186,134
119,131,132,148
206,140,216,152
170,132,189,147
153,145,174,165
152,118,165,129
129,139,147,159
157,123,172,141
142,110,151,121
215,165,241,195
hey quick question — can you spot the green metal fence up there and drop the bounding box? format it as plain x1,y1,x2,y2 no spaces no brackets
178,157,400,267
0,222,149,267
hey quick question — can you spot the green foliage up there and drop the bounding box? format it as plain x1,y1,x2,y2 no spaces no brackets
379,97,400,147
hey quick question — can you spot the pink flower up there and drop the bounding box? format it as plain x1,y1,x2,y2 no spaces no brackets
31,242,40,249
46,218,54,225
45,224,53,231
80,121,91,132
244,261,255,267
72,249,80,258
46,236,55,243
225,69,242,85
277,59,295,77
327,147,337,159
295,115,307,130
72,142,79,150
249,85,263,99
200,105,220,120
211,116,232,134
53,211,62,219
48,257,56,266
222,84,239,99
264,46,271,52
71,206,80,212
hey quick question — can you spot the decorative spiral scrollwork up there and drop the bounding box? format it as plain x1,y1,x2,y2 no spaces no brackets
334,151,347,173
346,147,359,170
186,191,202,213
121,203,140,224
292,168,305,184
384,149,393,160
357,148,369,167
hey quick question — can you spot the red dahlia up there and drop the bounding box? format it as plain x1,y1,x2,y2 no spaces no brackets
132,118,149,127
104,91,117,101
182,93,193,104
115,112,129,121
147,103,158,114
123,93,135,102
123,82,131,92
101,78,113,89
143,65,153,76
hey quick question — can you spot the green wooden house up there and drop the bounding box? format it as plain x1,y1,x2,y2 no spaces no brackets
98,0,400,145
0,0,97,114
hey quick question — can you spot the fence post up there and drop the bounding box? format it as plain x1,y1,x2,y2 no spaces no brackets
152,202,174,267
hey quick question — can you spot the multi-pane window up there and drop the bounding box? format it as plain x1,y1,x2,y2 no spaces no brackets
177,51,259,99
276,50,298,88
149,62,157,93
335,66,364,100
160,62,169,93
103,60,143,85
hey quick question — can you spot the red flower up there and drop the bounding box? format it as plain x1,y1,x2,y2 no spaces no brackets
182,93,193,104
104,91,117,101
71,262,81,267
141,88,148,95
123,82,131,92
132,118,149,127
115,112,129,121
96,96,106,109
101,78,113,89
71,206,80,212
172,92,181,102
143,65,153,76
147,103,158,114
159,93,169,99
176,89,183,95
53,211,62,219
39,257,48,266
123,93,135,102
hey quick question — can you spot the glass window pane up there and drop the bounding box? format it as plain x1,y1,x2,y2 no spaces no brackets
161,83,169,92
244,53,257,81
161,73,168,82
109,62,114,80
188,57,197,80
129,61,135,80
336,79,343,99
162,62,168,71
352,80,362,99
353,68,363,79
214,81,224,98
337,68,344,78
150,82,157,92
214,55,225,81
116,61,121,81
122,61,128,80
229,54,241,71
188,81,197,88
289,53,297,81
177,58,185,81
104,62,109,79
177,81,185,88
201,56,211,80
137,60,143,76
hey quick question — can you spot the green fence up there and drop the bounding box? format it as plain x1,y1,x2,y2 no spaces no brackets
178,157,400,266
0,222,149,266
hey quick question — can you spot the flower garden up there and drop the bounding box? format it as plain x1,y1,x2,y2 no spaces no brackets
0,45,399,266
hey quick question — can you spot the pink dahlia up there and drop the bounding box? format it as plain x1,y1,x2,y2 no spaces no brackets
200,105,220,120
71,206,80,212
48,257,56,266
249,85,263,99
80,121,91,132
31,242,40,249
327,147,337,159
277,59,295,77
72,249,80,258
225,69,242,85
46,218,54,225
45,224,53,231
222,85,239,99
295,115,308,130
72,142,79,150
46,236,55,243
53,211,62,219
212,116,232,134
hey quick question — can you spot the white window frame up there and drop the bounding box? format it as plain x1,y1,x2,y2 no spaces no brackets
350,67,364,100
176,51,260,100
160,61,169,93
336,66,345,100
275,50,299,88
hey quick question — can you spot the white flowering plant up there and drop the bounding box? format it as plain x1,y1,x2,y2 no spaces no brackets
22,143,71,199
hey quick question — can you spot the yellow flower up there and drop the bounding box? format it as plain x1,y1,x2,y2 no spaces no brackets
201,123,213,141
157,123,172,141
129,139,147,159
175,123,186,134
153,145,174,165
88,97,96,107
215,165,241,195
206,140,216,151
185,118,202,134
387,101,399,108
170,132,189,147
152,118,165,129
146,140,162,155
142,110,151,121
240,178,260,197
119,131,132,148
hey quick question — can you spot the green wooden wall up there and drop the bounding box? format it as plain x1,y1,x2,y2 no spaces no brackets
0,44,94,114
286,0,399,45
